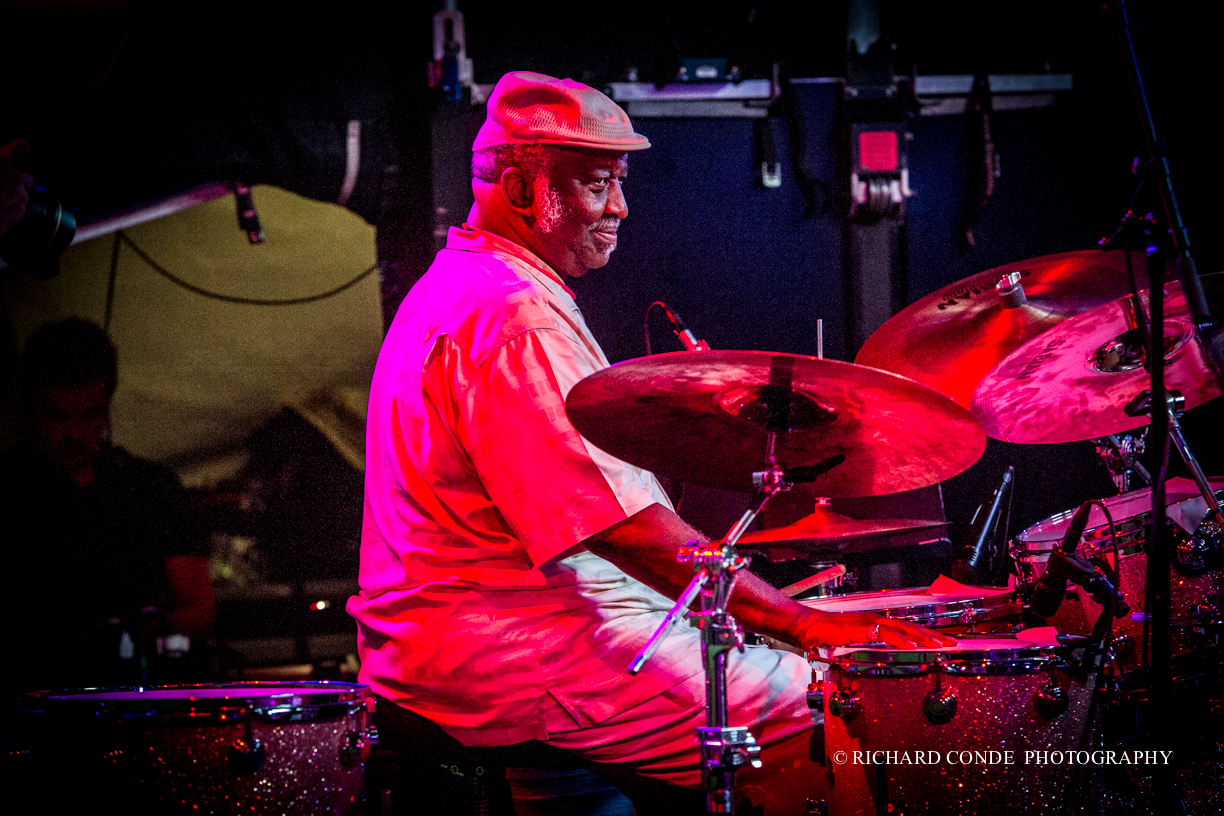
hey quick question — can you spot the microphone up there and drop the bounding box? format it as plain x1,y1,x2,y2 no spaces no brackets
660,303,710,352
1028,501,1094,619
1057,501,1095,556
950,466,1014,583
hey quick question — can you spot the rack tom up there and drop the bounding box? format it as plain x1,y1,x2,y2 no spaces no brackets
1012,480,1222,673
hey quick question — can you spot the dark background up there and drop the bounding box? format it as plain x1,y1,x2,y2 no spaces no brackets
5,0,1220,549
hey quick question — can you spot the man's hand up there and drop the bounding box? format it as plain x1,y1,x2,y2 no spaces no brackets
795,609,957,651
1,139,34,237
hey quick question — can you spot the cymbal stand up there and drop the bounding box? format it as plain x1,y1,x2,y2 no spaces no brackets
1124,391,1222,519
1093,431,1150,493
629,431,793,814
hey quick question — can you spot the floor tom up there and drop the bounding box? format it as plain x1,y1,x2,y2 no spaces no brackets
12,682,373,815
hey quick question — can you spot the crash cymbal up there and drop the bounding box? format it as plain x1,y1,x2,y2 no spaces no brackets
855,249,1172,408
739,505,947,545
970,277,1223,444
565,350,985,496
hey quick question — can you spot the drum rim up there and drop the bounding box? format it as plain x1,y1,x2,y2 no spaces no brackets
15,681,373,723
800,587,1021,625
1016,485,1222,546
1013,535,1146,561
814,636,1071,676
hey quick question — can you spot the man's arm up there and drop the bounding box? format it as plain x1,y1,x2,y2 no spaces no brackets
584,502,954,651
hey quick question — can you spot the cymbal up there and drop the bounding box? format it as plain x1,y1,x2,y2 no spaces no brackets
855,250,1170,408
565,350,985,496
739,505,947,546
970,276,1223,444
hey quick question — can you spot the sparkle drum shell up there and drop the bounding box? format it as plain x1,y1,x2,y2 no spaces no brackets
1013,483,1222,673
818,635,1094,816
11,682,374,815
799,585,1022,634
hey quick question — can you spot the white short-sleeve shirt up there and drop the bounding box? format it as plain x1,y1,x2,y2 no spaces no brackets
348,225,708,745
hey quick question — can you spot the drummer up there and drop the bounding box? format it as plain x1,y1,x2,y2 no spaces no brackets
347,71,954,811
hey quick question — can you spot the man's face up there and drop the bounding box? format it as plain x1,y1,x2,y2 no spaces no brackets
31,380,110,474
530,149,629,278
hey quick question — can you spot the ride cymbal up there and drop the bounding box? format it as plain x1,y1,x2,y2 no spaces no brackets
565,350,985,496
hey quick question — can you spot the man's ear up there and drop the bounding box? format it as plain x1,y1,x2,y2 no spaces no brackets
500,167,534,216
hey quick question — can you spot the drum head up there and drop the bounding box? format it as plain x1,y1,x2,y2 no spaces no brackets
800,584,1018,627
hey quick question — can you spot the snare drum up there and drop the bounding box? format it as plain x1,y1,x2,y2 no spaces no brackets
12,682,374,815
819,633,1093,816
1013,479,1222,673
800,584,1022,634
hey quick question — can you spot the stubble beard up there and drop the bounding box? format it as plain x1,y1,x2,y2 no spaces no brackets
535,183,566,235
534,179,617,271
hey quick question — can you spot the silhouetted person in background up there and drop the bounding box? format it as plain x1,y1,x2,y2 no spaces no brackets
0,139,32,238
2,318,214,695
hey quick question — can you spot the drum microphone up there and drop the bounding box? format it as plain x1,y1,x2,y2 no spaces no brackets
951,466,1014,583
660,303,710,352
1028,501,1123,619
1027,501,1094,619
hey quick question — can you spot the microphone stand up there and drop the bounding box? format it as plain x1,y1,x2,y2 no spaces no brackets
1100,5,1219,810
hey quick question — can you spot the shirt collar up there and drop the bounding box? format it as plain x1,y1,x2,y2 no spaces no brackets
447,224,576,300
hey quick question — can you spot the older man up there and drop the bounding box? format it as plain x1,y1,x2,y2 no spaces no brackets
349,72,948,811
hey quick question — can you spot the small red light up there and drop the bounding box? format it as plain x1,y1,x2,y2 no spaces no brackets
859,131,899,172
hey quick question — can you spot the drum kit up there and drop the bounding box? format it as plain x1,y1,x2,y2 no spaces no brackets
6,303,1219,816
12,260,1214,816
11,31,1224,816
561,250,1222,814
6,281,1218,816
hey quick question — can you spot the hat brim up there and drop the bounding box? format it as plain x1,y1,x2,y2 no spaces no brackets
472,133,651,152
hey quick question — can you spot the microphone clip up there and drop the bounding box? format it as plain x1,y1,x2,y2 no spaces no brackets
1046,549,1123,613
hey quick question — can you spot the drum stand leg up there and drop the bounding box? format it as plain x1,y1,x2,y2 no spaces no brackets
1123,391,1222,518
1165,406,1222,518
630,431,836,814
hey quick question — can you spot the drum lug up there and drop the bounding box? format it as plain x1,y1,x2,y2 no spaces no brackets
1034,682,1069,720
340,728,372,766
1174,518,1221,575
807,681,824,712
828,690,859,721
1107,630,1134,662
921,689,957,725
1190,603,1221,623
227,737,265,775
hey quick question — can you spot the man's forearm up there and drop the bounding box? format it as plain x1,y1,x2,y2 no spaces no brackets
583,502,954,651
583,502,817,646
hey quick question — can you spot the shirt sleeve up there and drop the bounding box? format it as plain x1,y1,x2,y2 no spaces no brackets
455,327,668,567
